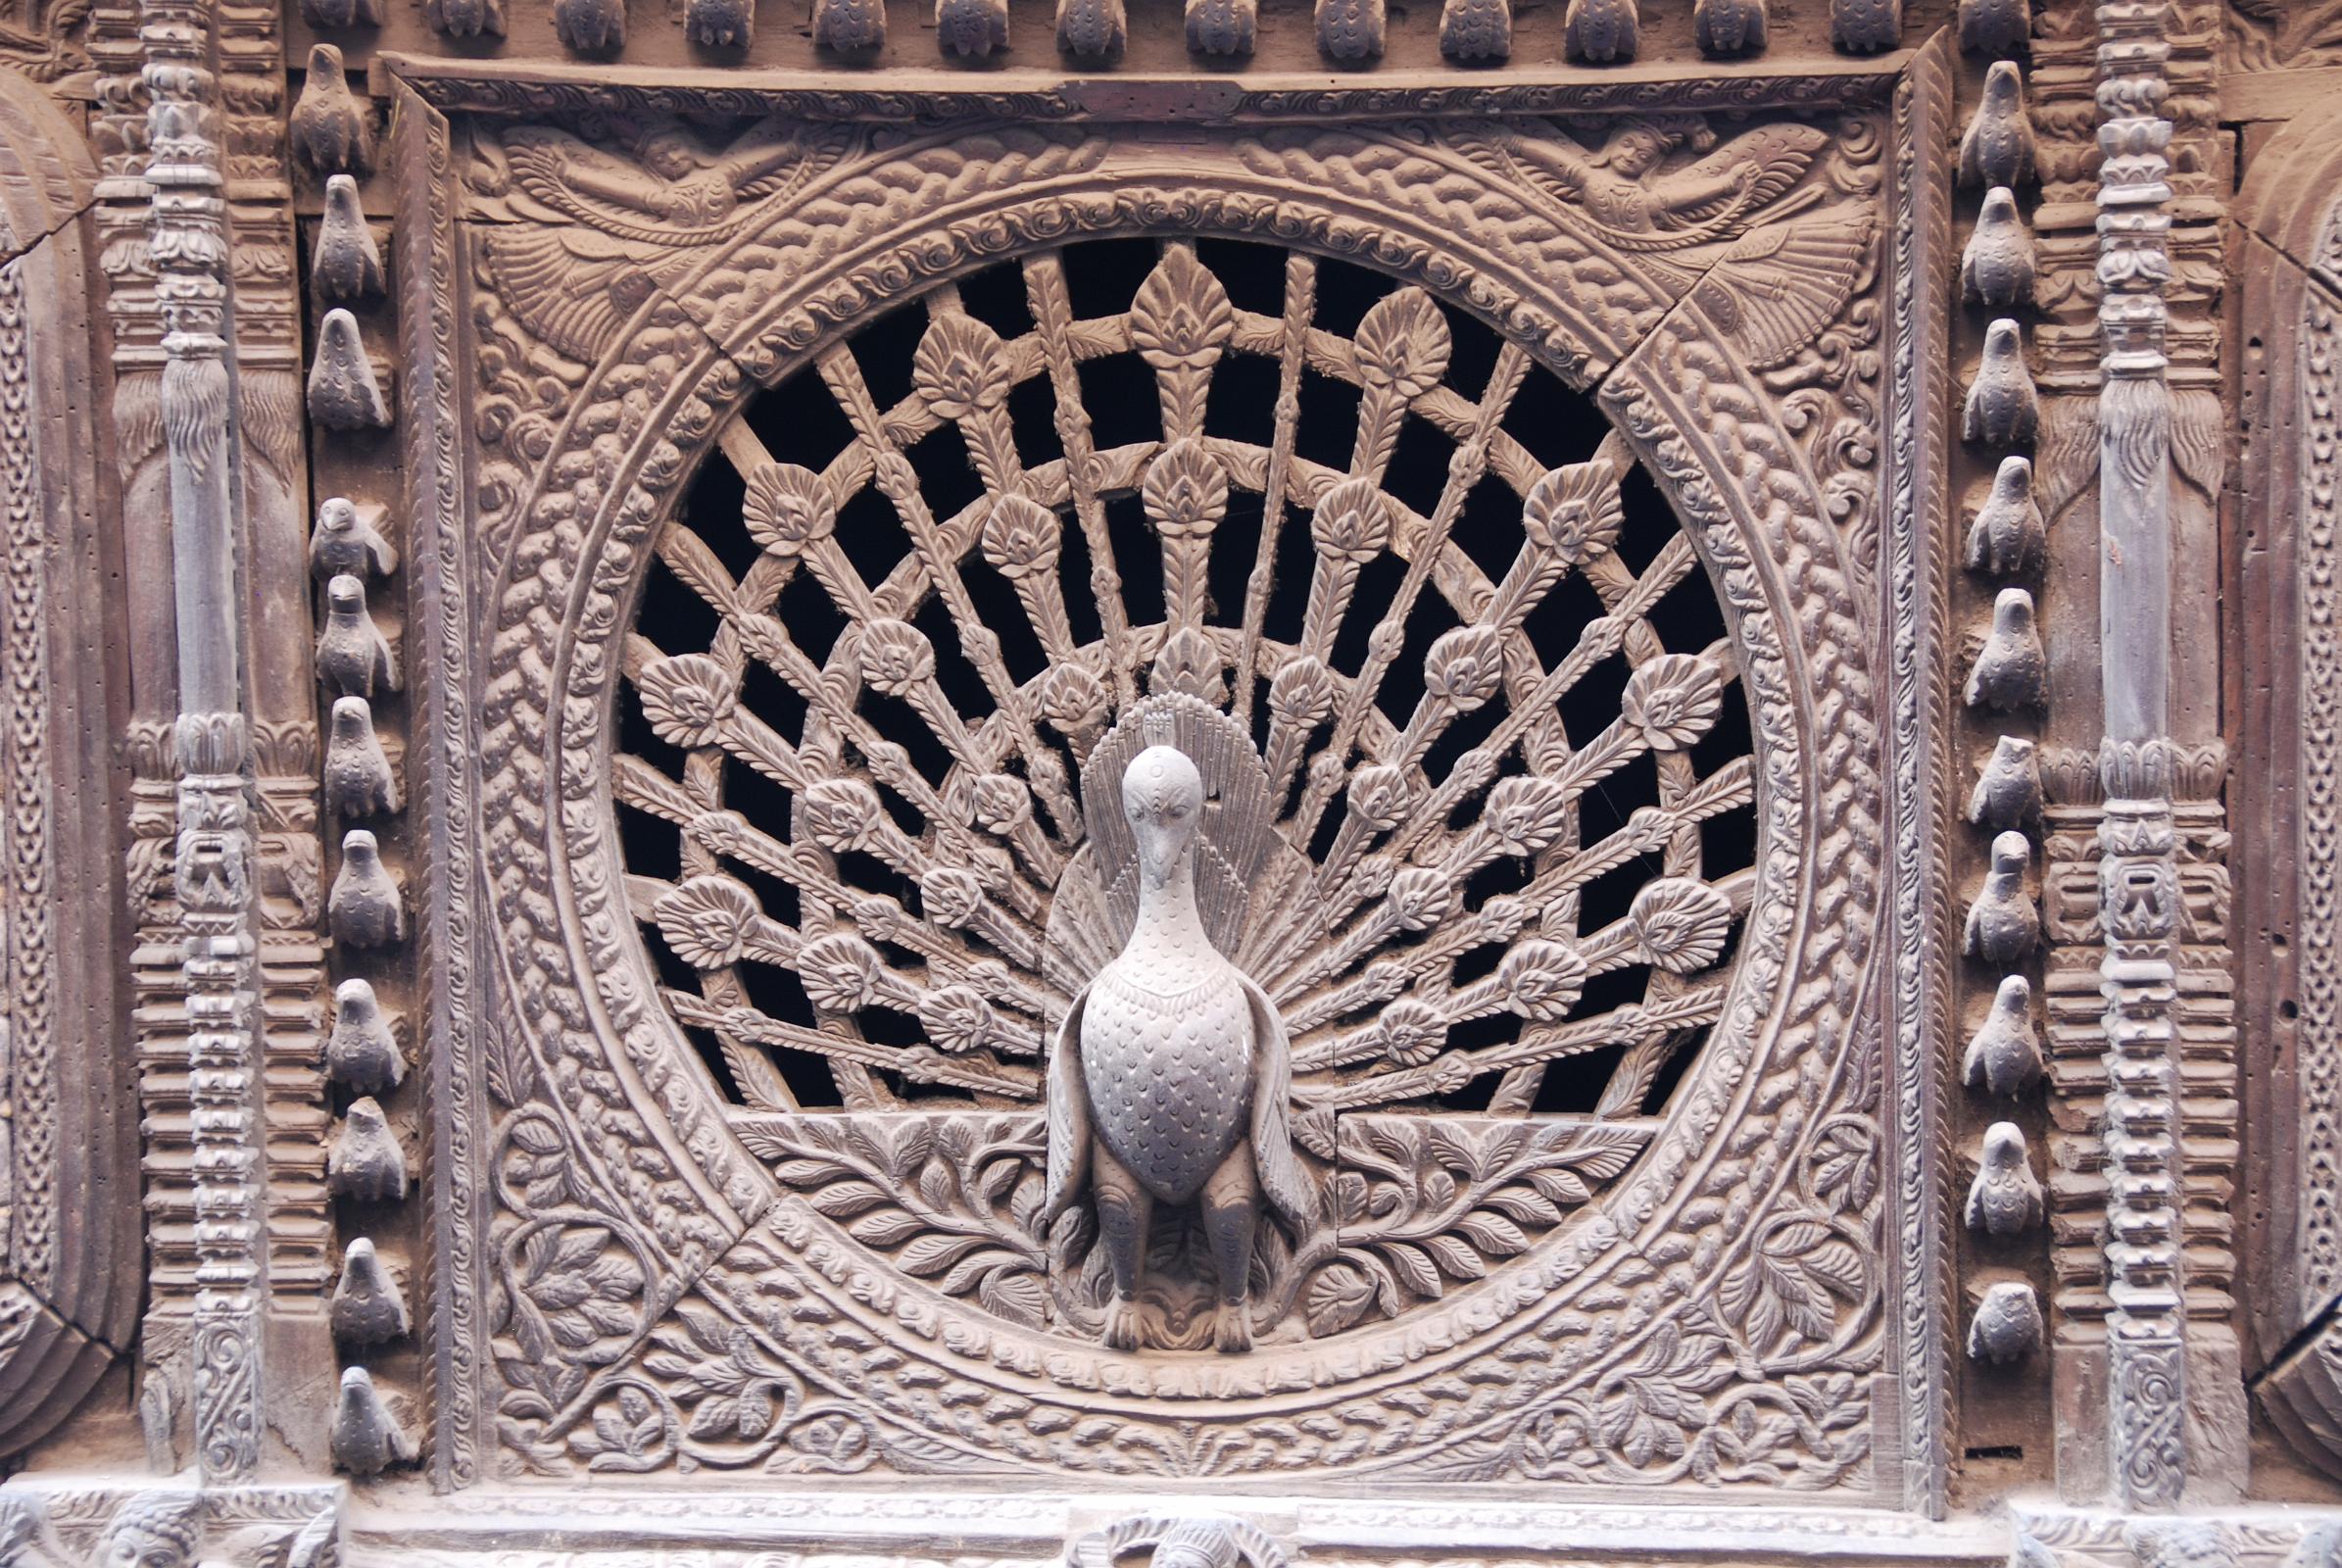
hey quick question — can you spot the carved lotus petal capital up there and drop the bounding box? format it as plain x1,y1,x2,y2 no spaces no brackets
916,984,1000,1054
799,932,885,1012
921,865,988,927
801,777,887,852
1035,662,1109,734
1268,657,1337,728
970,772,1035,833
1386,866,1454,931
1353,285,1452,398
1129,244,1234,374
1485,774,1572,856
1378,997,1449,1066
1345,764,1413,832
1523,455,1626,564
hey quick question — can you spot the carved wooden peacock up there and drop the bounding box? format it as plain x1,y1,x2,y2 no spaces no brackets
619,238,1754,1348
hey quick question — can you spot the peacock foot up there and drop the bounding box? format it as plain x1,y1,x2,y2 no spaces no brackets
1102,1298,1145,1351
1214,1301,1252,1353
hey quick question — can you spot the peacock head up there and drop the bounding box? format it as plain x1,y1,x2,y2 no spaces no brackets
1122,744,1203,891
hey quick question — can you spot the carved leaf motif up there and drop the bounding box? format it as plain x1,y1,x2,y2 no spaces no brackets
655,875,761,968
1523,453,1627,564
1621,654,1726,751
1629,878,1735,973
910,314,1010,419
1128,245,1234,374
1423,624,1505,711
1716,1219,1867,1352
1352,286,1452,398
1141,439,1229,538
742,463,837,558
1309,476,1393,563
981,493,1062,579
635,654,737,748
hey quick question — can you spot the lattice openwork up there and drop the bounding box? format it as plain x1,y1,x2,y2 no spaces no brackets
612,239,1754,1140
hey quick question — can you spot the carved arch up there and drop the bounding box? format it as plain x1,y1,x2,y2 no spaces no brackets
410,81,1951,1491
0,67,139,1457
2234,95,2342,1485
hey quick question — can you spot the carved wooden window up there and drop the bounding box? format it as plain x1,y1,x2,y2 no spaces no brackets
405,62,1951,1495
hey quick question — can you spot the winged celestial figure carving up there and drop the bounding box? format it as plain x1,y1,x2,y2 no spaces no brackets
1474,116,1833,246
471,121,846,363
1043,743,1314,1352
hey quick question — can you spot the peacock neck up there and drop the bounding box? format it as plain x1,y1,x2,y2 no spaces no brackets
1134,844,1210,953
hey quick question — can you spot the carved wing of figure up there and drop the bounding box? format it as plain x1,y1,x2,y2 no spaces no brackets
499,123,836,246
1240,974,1314,1229
1043,987,1093,1222
479,225,673,365
1646,122,1834,238
1678,213,1878,370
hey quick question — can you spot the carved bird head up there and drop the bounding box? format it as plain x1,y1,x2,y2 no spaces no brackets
1122,744,1203,891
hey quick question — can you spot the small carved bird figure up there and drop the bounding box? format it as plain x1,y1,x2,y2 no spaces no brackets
1830,0,1899,51
1967,1280,2043,1364
328,1097,409,1202
553,0,626,51
327,977,406,1095
1045,745,1313,1353
1968,734,2043,830
1963,318,2039,448
329,1367,416,1476
1965,1121,2045,1237
289,45,370,176
1966,456,2045,578
1964,974,2046,1095
311,497,398,580
1966,587,2046,710
1964,830,2040,964
1693,0,1765,56
329,829,405,949
330,1236,412,1345
1564,0,1637,61
312,175,385,303
1959,62,2036,188
325,696,400,819
317,574,399,700
1957,0,2027,59
1962,187,2035,309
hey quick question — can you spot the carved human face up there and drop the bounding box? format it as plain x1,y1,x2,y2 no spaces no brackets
1609,133,1663,176
1121,745,1203,890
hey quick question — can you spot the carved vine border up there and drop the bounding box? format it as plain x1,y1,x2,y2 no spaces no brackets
399,51,1953,1495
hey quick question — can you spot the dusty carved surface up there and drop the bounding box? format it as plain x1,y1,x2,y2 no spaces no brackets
398,68,1951,1490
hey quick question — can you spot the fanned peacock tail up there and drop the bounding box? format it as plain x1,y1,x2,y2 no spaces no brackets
615,238,1754,1135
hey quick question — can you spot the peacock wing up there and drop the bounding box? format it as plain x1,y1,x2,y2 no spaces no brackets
1241,974,1316,1230
1042,986,1092,1223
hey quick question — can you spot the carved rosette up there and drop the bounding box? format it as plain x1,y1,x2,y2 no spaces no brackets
406,68,1951,1490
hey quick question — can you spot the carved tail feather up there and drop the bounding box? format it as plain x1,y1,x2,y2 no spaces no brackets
1042,987,1092,1222
1242,975,1316,1229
